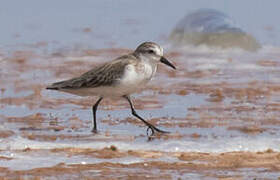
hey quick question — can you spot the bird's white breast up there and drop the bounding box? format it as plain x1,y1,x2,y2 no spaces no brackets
118,62,156,94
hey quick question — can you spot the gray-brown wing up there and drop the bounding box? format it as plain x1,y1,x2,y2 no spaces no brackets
46,55,134,90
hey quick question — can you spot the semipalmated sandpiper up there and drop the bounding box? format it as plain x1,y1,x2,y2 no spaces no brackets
47,42,176,135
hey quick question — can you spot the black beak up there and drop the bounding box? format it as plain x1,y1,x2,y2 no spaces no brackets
160,57,176,69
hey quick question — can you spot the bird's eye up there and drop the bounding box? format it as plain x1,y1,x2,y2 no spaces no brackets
148,50,154,54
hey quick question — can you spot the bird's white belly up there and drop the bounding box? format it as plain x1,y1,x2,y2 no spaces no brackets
60,86,133,97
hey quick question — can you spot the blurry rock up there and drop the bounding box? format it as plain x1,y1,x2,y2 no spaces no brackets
169,9,261,51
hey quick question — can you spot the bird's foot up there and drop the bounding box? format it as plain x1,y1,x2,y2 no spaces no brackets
91,128,98,134
146,125,170,137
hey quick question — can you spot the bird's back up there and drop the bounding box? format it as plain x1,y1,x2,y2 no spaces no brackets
46,54,137,91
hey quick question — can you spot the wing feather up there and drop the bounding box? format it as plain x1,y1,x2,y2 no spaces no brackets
46,54,136,90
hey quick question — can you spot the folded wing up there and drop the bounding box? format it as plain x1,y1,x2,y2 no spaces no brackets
46,55,134,90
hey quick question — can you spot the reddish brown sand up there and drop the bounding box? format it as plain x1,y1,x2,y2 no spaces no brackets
1,47,280,179
0,148,279,179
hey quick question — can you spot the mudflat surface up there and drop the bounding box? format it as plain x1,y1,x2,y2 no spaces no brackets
1,1,280,179
1,45,280,179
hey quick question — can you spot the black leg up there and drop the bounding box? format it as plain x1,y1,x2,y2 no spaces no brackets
123,95,169,136
91,97,103,133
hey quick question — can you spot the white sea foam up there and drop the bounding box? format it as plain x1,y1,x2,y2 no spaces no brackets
0,135,279,153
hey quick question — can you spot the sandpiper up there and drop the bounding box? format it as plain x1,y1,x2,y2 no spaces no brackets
46,42,176,135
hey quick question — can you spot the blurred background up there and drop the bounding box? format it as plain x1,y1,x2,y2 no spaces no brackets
1,0,280,52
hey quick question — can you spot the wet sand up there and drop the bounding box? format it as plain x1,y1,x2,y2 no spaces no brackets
0,148,279,179
1,46,280,179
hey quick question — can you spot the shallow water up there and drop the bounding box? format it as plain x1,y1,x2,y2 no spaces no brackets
1,45,280,179
1,1,280,179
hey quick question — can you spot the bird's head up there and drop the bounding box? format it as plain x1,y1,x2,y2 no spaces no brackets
134,42,176,69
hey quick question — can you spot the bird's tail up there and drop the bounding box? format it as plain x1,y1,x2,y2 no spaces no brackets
46,81,66,90
46,86,59,90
